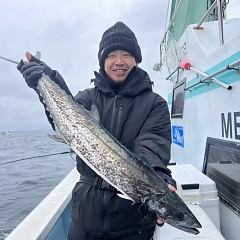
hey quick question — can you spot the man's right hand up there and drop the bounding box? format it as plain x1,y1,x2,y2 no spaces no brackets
17,52,54,89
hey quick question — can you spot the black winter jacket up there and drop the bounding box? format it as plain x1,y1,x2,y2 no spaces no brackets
74,67,172,177
39,66,173,237
69,67,172,236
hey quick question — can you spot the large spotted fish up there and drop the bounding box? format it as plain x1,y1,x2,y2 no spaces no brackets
35,73,201,234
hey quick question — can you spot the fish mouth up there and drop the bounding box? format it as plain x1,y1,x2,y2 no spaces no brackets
164,219,202,235
175,225,200,235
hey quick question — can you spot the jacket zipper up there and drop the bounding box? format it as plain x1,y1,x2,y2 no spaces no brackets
110,96,118,134
110,95,123,139
115,104,123,139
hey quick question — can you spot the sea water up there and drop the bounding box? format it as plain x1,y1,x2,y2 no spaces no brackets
0,130,75,239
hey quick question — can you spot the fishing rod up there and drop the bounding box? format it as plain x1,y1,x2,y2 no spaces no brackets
0,149,76,166
0,55,19,64
0,52,76,167
0,51,41,64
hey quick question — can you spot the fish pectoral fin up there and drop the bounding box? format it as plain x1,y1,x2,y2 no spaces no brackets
116,193,133,201
90,104,100,122
48,133,67,144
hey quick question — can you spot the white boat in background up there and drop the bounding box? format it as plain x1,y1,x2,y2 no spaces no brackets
1,131,12,135
5,0,240,239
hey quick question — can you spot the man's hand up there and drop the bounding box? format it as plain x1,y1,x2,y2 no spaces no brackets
17,51,54,89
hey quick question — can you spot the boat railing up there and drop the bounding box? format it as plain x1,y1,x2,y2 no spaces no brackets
183,59,240,91
160,0,183,48
193,0,224,45
194,0,218,30
154,0,225,71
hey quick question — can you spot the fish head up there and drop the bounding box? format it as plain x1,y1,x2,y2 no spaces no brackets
157,204,201,234
151,192,202,235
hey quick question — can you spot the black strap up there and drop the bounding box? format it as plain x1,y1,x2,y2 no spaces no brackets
80,175,116,191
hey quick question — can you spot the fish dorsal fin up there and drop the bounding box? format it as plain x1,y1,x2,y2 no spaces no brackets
90,104,100,122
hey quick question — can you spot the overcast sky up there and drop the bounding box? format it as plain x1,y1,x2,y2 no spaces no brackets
0,0,239,132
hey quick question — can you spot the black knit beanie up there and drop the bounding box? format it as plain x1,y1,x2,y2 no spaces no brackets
98,22,142,69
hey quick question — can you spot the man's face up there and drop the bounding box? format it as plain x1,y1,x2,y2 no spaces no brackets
104,50,137,83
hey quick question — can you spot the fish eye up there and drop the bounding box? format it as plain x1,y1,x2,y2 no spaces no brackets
174,212,185,221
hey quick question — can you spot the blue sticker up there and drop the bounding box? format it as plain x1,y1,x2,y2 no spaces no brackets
172,126,184,147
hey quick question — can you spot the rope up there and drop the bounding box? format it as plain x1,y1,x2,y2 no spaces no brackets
0,150,72,166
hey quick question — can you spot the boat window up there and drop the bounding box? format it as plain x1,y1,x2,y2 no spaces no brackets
203,137,240,216
171,78,186,118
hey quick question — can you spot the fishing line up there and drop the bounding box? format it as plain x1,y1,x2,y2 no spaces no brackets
0,150,74,166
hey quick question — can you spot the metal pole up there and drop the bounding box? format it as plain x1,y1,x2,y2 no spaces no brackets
184,60,239,91
194,0,217,29
166,67,182,80
190,66,231,89
156,0,183,70
217,0,224,45
200,59,240,81
160,0,183,47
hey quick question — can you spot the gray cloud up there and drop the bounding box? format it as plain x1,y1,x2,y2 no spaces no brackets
1,0,237,131
0,0,169,131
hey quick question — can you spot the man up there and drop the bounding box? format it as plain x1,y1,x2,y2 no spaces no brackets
17,22,176,240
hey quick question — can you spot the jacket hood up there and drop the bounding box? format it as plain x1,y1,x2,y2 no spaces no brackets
93,67,153,97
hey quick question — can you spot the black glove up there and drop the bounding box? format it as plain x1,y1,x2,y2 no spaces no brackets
17,54,54,89
155,169,177,189
139,157,177,189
